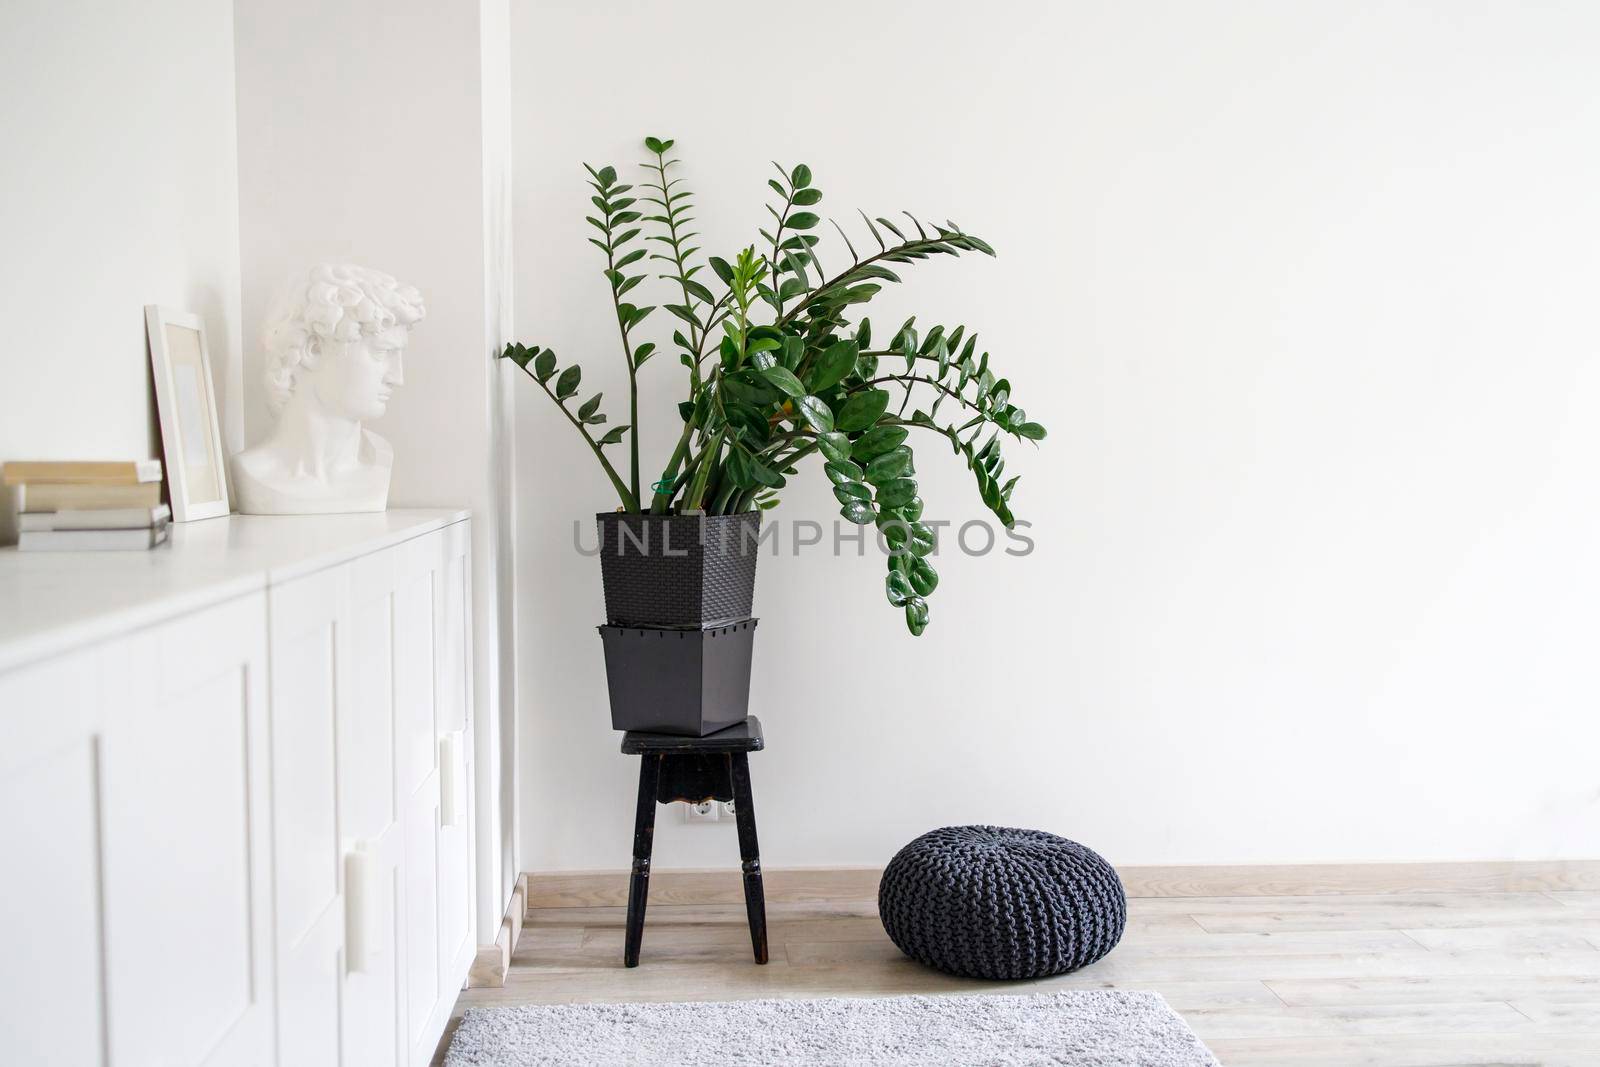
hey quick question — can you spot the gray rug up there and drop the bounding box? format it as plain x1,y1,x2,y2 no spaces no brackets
445,990,1220,1066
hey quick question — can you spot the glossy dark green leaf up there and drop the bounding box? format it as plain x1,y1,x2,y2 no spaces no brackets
885,569,914,607
577,393,602,420
823,460,864,485
555,365,581,399
786,211,820,230
817,432,852,463
1017,422,1047,440
875,477,918,509
851,425,908,460
904,596,929,636
760,366,805,398
791,163,812,189
597,425,629,446
723,447,753,488
782,335,805,370
833,481,871,504
709,256,734,285
909,556,939,596
897,496,924,522
839,500,874,525
836,388,890,432
807,340,858,392
906,521,936,557
864,447,914,484
533,349,557,382
746,454,785,488
795,395,834,432
791,188,822,206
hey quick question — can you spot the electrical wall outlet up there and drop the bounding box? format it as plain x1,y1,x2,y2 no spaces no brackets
683,800,719,823
718,800,737,819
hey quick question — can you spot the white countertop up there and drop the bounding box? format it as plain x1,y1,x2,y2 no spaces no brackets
0,508,469,674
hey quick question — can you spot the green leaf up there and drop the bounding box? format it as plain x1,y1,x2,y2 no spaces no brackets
864,447,913,484
840,500,874,525
709,256,734,285
909,556,939,596
905,521,936,557
885,569,914,607
533,349,557,382
836,388,891,432
833,481,871,504
598,165,617,187
824,460,864,485
577,393,603,420
904,596,930,636
786,211,820,230
791,163,812,189
747,454,785,488
597,425,629,446
782,335,805,370
817,432,852,463
791,188,822,206
807,340,859,393
898,496,924,522
760,366,806,398
851,425,907,460
555,365,581,399
795,394,834,431
644,135,667,154
875,478,918,509
1017,422,1047,440
632,342,656,367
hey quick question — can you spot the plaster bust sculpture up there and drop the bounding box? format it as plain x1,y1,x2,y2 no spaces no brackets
232,263,426,514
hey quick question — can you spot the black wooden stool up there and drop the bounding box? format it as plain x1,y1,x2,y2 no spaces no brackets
620,716,767,968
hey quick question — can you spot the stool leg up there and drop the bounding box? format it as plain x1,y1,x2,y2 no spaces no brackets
624,753,661,967
729,752,767,964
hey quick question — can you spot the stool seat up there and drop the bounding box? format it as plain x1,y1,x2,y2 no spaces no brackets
622,716,764,754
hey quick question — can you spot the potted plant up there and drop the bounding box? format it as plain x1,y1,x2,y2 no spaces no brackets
505,136,1045,734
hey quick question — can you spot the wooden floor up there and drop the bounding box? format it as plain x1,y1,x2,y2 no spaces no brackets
444,878,1600,1065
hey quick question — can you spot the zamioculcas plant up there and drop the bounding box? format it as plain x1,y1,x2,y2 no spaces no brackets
504,136,1045,635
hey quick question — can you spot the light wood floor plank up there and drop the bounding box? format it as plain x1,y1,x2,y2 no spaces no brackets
1206,1033,1600,1066
1269,974,1600,1006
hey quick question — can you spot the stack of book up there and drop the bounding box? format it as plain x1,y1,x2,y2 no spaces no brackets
5,460,171,550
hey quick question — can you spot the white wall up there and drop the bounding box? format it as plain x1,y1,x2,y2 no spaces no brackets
512,0,1600,871
0,0,243,465
234,0,518,937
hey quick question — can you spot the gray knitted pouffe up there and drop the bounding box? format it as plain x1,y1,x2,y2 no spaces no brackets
878,825,1127,980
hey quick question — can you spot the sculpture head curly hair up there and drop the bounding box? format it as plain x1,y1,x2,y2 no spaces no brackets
261,263,426,414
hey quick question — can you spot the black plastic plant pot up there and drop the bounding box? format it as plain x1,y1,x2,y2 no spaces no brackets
596,511,762,628
597,620,758,736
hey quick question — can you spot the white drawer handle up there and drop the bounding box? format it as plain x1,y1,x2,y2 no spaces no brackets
344,843,377,974
439,732,461,828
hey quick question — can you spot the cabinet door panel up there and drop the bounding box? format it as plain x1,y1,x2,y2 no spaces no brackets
270,571,347,1066
100,596,275,1066
0,652,105,1067
342,551,407,1067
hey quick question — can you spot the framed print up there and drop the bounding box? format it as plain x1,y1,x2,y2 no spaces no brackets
145,305,230,521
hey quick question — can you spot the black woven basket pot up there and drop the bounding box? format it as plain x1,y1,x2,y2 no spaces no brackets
596,511,761,628
597,620,758,736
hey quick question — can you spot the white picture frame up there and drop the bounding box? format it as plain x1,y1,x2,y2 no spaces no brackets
145,306,230,522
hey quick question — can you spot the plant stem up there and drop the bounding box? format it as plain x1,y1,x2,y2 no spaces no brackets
650,422,695,514
684,430,723,511
517,362,638,511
